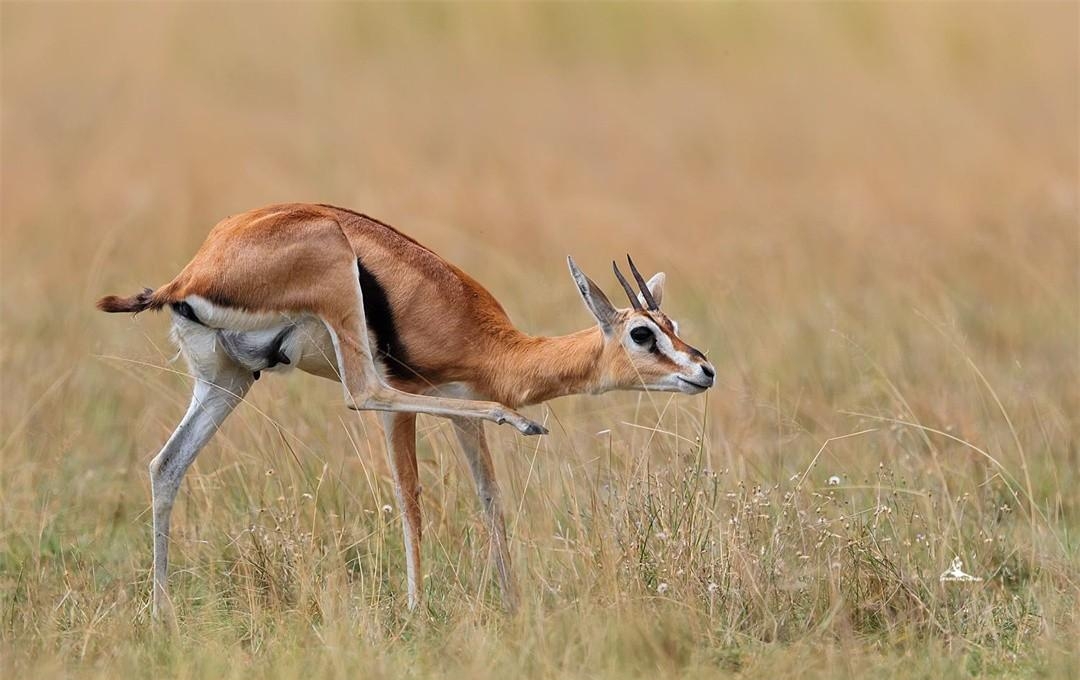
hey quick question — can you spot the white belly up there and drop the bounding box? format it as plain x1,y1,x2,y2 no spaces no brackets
173,296,342,383
281,318,340,381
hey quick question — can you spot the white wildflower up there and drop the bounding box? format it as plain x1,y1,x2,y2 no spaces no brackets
827,475,841,486
940,557,983,583
657,582,669,595
381,504,393,515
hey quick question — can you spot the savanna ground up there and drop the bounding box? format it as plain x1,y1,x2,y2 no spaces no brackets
1,3,1078,678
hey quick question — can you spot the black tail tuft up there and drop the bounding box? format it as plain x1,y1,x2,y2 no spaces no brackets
96,287,163,314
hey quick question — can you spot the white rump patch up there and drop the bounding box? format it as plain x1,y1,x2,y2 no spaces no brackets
184,295,292,331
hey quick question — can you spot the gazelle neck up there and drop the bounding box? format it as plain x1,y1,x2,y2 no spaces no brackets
485,326,607,408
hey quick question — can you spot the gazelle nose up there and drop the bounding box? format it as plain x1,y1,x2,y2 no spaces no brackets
700,363,715,379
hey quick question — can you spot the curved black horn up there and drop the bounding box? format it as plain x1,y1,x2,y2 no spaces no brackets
612,261,643,311
627,255,659,310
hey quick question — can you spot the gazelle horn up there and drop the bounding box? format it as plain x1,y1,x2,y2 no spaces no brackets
612,260,644,311
627,255,659,310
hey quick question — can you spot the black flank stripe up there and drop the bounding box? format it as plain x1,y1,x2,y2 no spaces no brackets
170,301,203,325
355,257,412,379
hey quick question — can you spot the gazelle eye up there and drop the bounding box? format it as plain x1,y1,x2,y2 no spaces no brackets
630,326,654,345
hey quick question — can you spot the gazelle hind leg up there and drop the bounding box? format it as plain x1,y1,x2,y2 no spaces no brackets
379,412,423,610
149,359,252,624
450,417,519,612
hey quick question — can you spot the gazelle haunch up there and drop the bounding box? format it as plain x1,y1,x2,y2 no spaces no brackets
96,203,714,618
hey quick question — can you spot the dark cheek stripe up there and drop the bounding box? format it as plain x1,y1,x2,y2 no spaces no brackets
655,351,679,368
669,334,706,363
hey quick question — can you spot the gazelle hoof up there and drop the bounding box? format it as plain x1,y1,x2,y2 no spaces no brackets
495,410,546,436
515,419,548,436
525,422,548,436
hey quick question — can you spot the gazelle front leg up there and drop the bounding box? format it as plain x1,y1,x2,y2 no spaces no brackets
379,412,424,610
361,386,547,435
323,310,546,435
450,417,519,612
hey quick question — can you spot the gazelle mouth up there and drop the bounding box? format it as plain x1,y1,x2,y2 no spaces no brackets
678,377,711,390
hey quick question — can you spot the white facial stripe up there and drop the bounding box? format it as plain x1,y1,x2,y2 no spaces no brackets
635,319,696,370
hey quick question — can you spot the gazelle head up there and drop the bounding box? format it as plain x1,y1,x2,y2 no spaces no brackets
568,256,715,395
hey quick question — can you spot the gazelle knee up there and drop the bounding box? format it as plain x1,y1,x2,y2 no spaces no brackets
345,384,381,410
479,486,501,511
148,453,168,480
149,456,181,498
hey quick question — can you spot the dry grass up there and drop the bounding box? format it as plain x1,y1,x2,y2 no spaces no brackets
1,3,1077,678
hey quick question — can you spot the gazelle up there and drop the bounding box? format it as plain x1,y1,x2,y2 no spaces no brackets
97,203,714,618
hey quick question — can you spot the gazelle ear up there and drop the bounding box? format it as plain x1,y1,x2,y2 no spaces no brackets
567,256,618,335
639,272,665,309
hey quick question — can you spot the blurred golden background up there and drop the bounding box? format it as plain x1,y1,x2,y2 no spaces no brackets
1,3,1077,678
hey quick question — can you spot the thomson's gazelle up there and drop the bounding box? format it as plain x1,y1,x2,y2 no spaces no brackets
97,203,714,618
